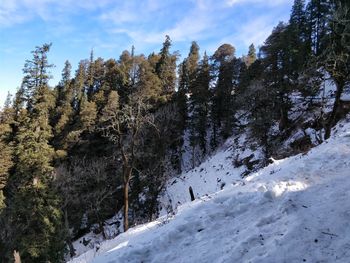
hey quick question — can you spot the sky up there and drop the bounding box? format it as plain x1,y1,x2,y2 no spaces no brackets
0,0,293,107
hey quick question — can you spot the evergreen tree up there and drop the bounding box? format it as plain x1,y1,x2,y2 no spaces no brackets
72,60,87,111
177,60,189,131
21,43,54,112
289,0,310,73
5,113,65,262
90,57,106,110
210,44,237,146
176,42,200,143
187,41,200,79
53,60,74,153
245,43,257,67
3,44,65,262
104,59,120,92
78,95,97,132
87,50,95,100
117,50,134,104
137,57,163,104
306,0,333,55
247,81,275,162
156,35,177,99
0,93,14,210
13,86,26,118
260,23,294,130
189,53,211,166
322,1,350,139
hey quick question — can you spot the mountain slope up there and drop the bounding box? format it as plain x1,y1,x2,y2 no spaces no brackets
70,120,350,263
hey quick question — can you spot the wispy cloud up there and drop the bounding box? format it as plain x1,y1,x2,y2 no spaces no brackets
0,0,293,106
0,0,28,26
99,0,227,46
0,0,113,27
1,0,292,51
223,15,281,52
225,0,291,7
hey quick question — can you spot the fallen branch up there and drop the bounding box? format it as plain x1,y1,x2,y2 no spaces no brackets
321,231,338,237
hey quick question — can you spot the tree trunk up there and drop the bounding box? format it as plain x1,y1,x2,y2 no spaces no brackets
192,145,195,169
189,186,195,201
99,221,106,239
212,123,217,149
123,167,132,232
279,106,289,130
123,181,129,232
325,80,344,140
64,209,76,258
262,130,270,166
13,251,21,263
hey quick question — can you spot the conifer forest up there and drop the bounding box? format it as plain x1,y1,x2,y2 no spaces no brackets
0,0,350,262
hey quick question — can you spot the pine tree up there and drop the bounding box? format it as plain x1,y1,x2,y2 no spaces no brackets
137,57,163,104
187,41,200,79
3,44,65,262
260,23,294,130
5,112,65,262
78,94,97,131
322,1,350,139
87,50,95,100
248,81,275,162
245,44,257,67
156,35,177,99
53,60,74,153
72,60,87,111
210,44,237,145
289,0,310,73
21,43,54,112
104,59,120,92
56,60,72,105
306,0,333,55
0,93,14,210
177,60,189,130
176,42,200,139
189,53,211,166
117,49,135,104
91,57,106,110
290,0,307,27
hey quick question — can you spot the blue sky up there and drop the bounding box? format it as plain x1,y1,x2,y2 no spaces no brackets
0,0,293,107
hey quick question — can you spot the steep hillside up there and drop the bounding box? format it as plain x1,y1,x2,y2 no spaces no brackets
70,119,350,263
69,130,264,258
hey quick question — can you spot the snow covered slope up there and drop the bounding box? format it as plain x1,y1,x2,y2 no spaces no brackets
70,120,350,263
158,133,263,215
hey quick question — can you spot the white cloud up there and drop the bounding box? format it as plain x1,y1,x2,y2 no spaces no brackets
0,0,293,62
101,0,221,46
0,0,27,26
96,0,292,57
225,0,290,7
236,16,276,46
220,13,287,56
0,0,114,27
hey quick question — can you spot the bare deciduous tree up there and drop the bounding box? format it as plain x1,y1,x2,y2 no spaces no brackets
55,157,117,255
100,90,155,231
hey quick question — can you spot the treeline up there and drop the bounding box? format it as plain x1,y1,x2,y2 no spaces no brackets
0,0,349,261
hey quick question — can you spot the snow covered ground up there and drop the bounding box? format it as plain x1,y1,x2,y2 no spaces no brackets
69,119,350,263
158,132,263,215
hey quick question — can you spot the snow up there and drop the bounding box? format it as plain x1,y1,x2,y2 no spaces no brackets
69,118,350,263
158,132,263,215
70,213,123,259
